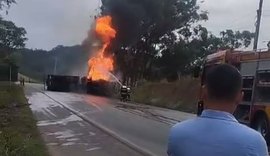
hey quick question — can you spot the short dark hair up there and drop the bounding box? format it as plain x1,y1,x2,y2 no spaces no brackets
206,64,242,101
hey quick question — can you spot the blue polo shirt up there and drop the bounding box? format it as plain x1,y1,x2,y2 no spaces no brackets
168,110,268,156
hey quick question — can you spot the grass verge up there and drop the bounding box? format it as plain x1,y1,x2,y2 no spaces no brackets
132,78,200,113
0,83,48,156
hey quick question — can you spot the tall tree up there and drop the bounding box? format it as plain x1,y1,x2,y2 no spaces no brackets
0,0,15,11
0,0,25,53
0,18,27,50
101,0,207,84
0,0,27,63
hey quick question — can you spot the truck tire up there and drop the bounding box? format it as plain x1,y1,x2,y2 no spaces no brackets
253,114,270,145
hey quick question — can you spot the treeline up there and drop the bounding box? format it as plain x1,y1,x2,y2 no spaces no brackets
0,1,90,81
17,45,89,80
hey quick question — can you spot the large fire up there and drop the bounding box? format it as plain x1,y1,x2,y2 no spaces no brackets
87,16,116,81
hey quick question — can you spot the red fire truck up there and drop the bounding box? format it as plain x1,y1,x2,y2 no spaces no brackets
198,49,270,143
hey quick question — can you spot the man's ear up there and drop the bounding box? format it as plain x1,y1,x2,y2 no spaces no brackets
236,91,244,105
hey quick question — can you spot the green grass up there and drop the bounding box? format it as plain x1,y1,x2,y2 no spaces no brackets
0,83,48,156
132,78,200,113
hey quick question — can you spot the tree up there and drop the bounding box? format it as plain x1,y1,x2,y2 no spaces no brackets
0,17,27,64
101,0,208,84
219,30,255,49
18,45,88,80
0,17,27,50
0,0,26,58
156,28,255,81
0,0,16,10
100,1,255,83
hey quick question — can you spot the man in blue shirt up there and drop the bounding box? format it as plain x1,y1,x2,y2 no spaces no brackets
168,64,268,156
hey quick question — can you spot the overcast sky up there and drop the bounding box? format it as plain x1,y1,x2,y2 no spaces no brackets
2,0,270,50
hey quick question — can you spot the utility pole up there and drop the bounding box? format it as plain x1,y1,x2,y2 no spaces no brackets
253,0,264,51
250,0,264,123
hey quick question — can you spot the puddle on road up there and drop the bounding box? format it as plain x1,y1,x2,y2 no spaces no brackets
28,92,64,117
37,114,83,126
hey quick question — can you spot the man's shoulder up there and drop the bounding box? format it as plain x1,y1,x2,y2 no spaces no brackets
236,124,268,154
235,123,266,142
171,117,264,139
171,118,199,133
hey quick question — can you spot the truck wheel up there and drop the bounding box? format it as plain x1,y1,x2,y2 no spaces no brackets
254,115,270,144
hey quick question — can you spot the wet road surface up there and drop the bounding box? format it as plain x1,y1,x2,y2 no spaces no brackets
25,83,195,156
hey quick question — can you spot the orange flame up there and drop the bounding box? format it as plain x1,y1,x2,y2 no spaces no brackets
87,16,116,81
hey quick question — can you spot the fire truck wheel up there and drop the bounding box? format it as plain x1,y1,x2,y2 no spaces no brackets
254,114,270,144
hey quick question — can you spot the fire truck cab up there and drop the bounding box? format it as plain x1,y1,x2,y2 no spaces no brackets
198,49,270,143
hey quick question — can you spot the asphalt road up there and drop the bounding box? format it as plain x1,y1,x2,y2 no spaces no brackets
25,83,195,156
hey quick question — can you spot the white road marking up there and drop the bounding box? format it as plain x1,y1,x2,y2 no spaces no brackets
89,131,96,136
86,147,102,151
61,142,76,146
67,138,79,142
47,130,82,140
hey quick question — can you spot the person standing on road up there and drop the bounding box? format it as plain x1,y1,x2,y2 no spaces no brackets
167,64,268,156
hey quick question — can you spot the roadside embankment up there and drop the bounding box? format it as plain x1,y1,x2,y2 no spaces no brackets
0,83,48,156
132,78,200,113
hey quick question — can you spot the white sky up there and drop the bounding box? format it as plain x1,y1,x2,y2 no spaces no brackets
2,0,100,50
2,0,270,50
200,0,270,50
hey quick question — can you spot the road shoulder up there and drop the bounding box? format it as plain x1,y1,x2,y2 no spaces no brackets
0,83,49,156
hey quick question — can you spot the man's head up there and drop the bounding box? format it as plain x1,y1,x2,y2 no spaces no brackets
203,64,243,112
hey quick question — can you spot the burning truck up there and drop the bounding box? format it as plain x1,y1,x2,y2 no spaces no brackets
85,16,130,100
85,16,119,96
43,16,118,95
46,16,129,98
86,79,111,95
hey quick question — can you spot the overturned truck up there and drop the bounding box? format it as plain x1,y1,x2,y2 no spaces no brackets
46,75,79,92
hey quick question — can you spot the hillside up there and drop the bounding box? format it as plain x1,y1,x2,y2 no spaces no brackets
18,45,90,80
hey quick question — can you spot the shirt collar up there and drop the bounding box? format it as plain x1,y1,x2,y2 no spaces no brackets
200,109,238,123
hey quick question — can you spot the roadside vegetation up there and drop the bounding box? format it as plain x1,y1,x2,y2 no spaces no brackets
0,83,48,156
132,78,200,113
